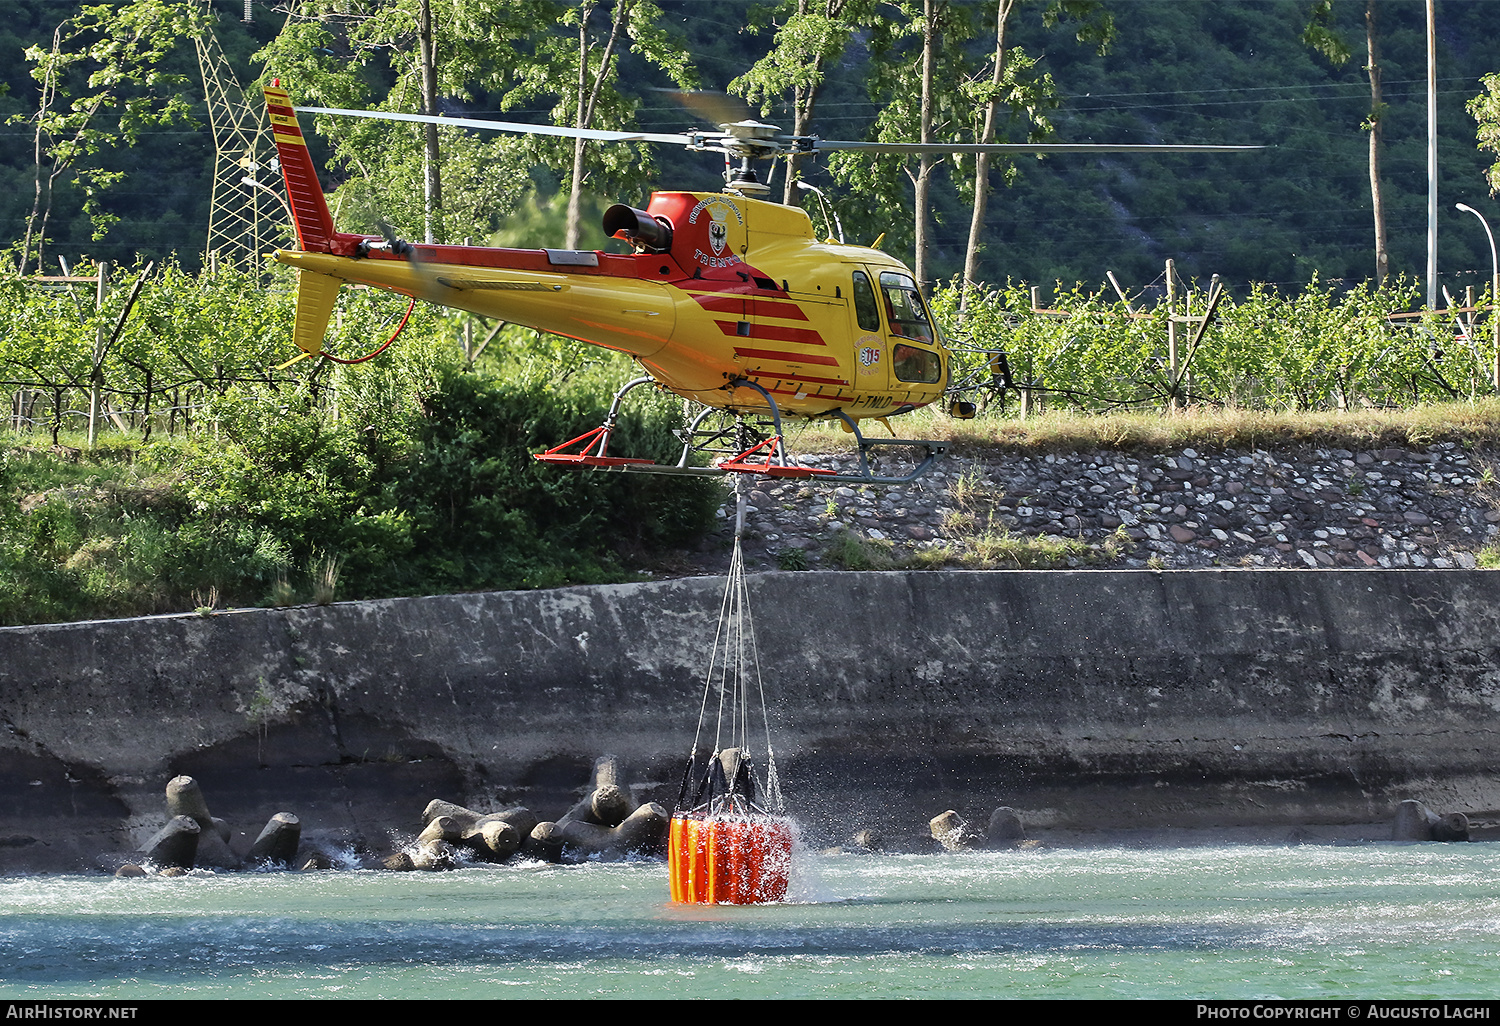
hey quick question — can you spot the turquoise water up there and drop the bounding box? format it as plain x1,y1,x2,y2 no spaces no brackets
2,844,1499,999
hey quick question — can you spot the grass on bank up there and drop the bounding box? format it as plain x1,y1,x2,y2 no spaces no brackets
812,459,1138,573
819,523,1127,572
785,398,1500,457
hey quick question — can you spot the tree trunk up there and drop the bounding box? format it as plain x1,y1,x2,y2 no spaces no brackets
962,0,1016,315
783,76,821,206
417,0,442,245
19,25,65,277
1366,0,1389,286
22,129,46,276
913,0,939,289
782,0,817,206
566,1,630,250
565,5,594,250
86,262,108,450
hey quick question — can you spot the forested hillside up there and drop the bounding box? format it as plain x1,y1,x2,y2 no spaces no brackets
2,0,1498,296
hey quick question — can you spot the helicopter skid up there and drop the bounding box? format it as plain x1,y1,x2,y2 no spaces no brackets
544,460,828,479
533,453,659,468
538,440,945,485
718,461,836,478
712,431,837,478
532,376,946,485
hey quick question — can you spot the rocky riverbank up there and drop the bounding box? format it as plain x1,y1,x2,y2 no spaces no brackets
704,441,1500,573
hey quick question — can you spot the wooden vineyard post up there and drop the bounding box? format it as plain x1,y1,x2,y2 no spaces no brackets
1166,259,1180,409
87,262,109,450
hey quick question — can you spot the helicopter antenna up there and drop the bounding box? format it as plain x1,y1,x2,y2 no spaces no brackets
797,181,843,243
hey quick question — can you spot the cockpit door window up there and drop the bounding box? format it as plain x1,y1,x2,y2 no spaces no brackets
879,272,935,343
852,270,881,332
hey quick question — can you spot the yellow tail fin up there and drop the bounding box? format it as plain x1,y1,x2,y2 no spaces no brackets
293,270,342,356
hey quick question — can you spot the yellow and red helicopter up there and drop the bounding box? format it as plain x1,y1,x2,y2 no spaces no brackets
263,82,1255,484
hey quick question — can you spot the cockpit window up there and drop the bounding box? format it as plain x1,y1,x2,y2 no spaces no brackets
879,272,934,342
893,343,942,383
852,271,880,332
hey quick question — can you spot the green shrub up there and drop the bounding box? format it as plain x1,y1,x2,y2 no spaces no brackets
390,370,719,592
0,367,718,624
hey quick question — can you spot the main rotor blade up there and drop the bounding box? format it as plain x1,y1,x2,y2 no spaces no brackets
817,141,1264,154
295,106,697,146
649,88,756,129
294,105,1263,157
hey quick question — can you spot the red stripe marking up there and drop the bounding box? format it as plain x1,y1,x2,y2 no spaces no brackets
680,276,778,296
714,320,825,346
755,372,849,386
734,347,840,366
264,91,335,251
764,385,851,401
692,294,808,321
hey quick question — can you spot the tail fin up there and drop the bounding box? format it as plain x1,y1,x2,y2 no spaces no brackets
263,83,337,253
264,82,342,359
292,271,341,356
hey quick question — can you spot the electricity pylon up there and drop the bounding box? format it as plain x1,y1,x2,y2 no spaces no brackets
196,5,284,270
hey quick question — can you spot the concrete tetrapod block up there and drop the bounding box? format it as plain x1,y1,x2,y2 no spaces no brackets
1392,799,1442,841
166,775,230,843
165,774,237,869
558,784,636,829
417,816,465,847
464,820,521,861
479,807,539,841
590,785,637,828
590,755,621,792
418,801,537,862
554,802,669,860
382,852,417,871
454,809,535,863
1435,811,1471,842
421,800,483,831
141,815,200,870
525,821,566,863
986,807,1026,844
247,813,302,866
930,810,982,852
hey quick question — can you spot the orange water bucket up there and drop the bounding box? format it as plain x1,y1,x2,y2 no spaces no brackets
668,813,793,904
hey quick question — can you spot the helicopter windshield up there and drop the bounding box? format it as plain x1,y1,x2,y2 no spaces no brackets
879,272,934,343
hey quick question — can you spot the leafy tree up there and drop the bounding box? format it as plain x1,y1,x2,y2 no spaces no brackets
0,272,94,442
958,0,1112,309
255,0,548,245
1471,71,1500,198
259,1,694,249
830,0,977,288
506,0,697,249
8,1,205,275
729,0,876,206
936,273,1430,413
1304,0,1389,285
954,1,1110,312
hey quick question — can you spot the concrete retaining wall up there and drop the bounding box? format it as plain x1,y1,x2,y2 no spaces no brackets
3,569,1499,869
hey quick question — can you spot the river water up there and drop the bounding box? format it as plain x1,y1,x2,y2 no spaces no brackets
2,843,1498,999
